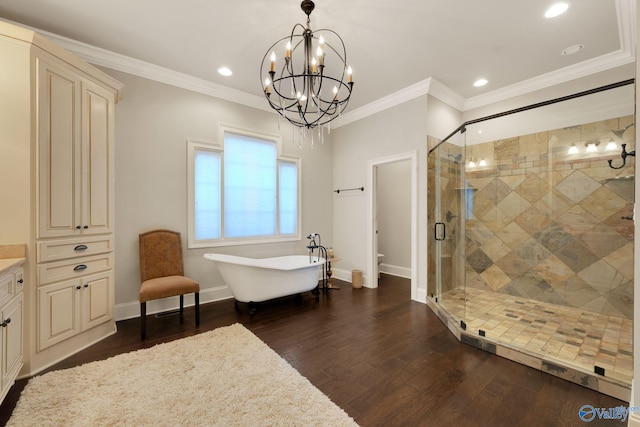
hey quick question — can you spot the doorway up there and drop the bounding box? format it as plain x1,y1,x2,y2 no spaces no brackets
367,151,418,299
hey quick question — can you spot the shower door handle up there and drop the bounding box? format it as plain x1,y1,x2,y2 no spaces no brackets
434,222,446,241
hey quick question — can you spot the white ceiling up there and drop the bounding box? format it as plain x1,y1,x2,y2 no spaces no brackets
0,0,634,114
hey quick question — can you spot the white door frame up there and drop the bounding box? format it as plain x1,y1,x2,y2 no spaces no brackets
367,151,418,300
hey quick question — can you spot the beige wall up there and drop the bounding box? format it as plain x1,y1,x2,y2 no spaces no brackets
331,94,461,299
107,70,334,319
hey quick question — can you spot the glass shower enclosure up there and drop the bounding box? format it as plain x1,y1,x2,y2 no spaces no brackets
427,79,635,399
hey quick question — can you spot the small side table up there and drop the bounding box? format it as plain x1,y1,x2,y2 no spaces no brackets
326,256,339,289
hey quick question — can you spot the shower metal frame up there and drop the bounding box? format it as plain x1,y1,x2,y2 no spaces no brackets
429,78,635,155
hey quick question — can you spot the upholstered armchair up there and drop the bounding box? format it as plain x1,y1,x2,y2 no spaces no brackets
138,229,200,339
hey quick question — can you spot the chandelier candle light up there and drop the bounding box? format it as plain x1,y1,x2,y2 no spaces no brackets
261,0,354,144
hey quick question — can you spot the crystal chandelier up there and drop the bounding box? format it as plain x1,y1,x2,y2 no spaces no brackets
261,0,354,134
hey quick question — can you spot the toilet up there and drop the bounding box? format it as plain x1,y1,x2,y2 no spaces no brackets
377,253,384,278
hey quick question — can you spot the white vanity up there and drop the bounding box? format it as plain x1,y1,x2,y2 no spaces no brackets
0,247,25,404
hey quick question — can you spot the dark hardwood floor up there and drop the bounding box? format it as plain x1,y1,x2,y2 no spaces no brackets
0,275,628,426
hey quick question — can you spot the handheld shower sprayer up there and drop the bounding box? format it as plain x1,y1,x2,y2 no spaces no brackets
306,233,323,263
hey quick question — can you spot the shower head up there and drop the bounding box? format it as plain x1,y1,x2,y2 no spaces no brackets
611,123,635,139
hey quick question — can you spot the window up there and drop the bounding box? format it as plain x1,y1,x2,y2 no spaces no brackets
187,129,300,248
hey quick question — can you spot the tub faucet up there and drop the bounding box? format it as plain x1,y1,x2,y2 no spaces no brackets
306,233,322,263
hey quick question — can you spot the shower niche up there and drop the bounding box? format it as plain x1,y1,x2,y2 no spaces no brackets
427,81,635,401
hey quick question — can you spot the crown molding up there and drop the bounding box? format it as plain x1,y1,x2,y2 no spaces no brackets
462,0,635,111
335,77,466,128
0,18,270,112
616,0,636,53
56,35,270,111
3,0,634,124
462,49,635,111
428,78,466,110
335,79,432,128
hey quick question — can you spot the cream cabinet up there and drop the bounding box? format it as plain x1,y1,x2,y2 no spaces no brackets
37,57,114,239
38,270,113,351
0,19,122,383
36,238,114,351
0,265,24,404
34,49,117,357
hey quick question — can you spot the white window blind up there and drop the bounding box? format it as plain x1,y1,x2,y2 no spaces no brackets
224,133,277,238
194,147,221,240
188,131,300,248
278,160,298,235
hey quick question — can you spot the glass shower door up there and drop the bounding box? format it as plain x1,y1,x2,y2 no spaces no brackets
428,139,466,322
427,144,444,302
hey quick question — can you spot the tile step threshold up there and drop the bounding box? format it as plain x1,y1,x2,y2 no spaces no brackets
426,298,631,402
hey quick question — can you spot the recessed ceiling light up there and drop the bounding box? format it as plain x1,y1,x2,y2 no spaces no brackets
218,66,233,77
544,2,570,18
562,44,584,55
473,78,488,87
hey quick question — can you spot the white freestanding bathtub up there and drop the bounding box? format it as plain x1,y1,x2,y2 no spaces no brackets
203,253,325,307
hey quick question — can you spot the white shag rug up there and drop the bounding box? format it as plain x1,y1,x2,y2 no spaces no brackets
8,324,358,426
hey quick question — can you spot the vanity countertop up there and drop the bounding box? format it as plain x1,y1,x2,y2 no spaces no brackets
0,244,27,276
0,257,25,276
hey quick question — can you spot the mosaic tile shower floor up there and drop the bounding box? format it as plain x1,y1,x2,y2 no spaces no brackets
439,287,633,386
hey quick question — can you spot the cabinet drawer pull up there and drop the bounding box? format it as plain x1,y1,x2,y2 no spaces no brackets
74,245,88,251
73,264,88,272
76,285,82,290
1,318,11,327
76,226,82,230
17,279,23,284
83,284,89,288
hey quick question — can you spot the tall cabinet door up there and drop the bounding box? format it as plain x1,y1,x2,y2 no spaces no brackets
81,80,115,235
37,58,82,239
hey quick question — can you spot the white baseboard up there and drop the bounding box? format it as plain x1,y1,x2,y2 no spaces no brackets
332,267,353,283
115,285,233,321
379,263,411,279
332,267,375,288
335,266,426,303
333,264,412,287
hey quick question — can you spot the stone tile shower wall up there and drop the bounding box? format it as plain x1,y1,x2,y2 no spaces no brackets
465,116,635,319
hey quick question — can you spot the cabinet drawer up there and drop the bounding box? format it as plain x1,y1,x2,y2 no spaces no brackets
38,254,113,285
0,274,13,307
37,236,113,263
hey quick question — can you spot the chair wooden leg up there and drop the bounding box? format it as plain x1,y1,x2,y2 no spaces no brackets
180,295,184,322
140,302,147,340
195,292,200,327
